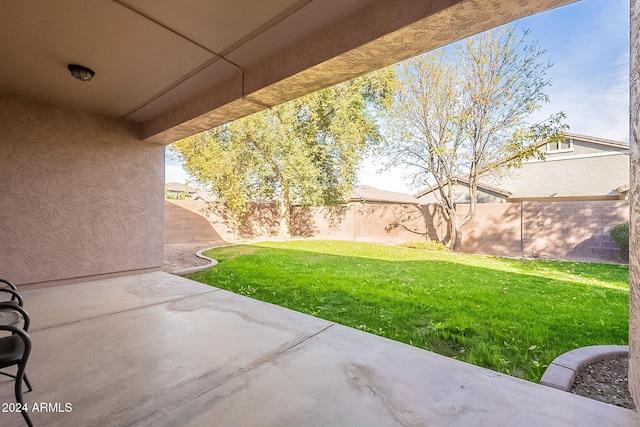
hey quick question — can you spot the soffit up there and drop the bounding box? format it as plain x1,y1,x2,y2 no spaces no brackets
121,0,306,55
0,0,372,121
0,0,578,144
0,0,212,118
121,0,373,122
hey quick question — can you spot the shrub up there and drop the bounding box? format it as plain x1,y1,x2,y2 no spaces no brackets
610,221,629,253
401,240,448,251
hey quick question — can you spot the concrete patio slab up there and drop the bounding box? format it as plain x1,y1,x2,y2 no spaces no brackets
147,324,637,427
0,273,637,426
24,272,217,330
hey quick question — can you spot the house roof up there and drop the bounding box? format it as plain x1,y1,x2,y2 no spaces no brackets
415,133,629,201
165,182,199,194
414,178,512,199
561,132,629,149
350,185,420,204
0,1,571,145
490,135,629,200
617,184,630,194
191,191,218,202
478,132,629,173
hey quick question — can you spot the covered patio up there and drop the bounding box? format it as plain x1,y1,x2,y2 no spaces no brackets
0,272,636,426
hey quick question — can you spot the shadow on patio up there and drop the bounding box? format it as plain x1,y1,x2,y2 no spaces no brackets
1,272,637,426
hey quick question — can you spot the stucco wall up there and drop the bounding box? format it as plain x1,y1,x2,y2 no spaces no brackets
497,154,629,199
454,203,523,256
522,201,628,261
166,199,627,263
629,0,640,407
455,201,629,262
418,185,507,204
569,139,627,156
165,200,225,244
338,204,433,242
0,91,164,286
296,204,435,242
166,200,434,243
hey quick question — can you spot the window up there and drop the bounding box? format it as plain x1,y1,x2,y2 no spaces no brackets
545,138,574,153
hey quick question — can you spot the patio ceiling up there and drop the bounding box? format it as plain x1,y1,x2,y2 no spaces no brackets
0,0,577,145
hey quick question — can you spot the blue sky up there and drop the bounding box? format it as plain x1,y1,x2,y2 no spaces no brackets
166,0,630,194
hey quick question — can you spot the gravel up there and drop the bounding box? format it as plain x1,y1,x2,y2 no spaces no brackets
163,242,224,273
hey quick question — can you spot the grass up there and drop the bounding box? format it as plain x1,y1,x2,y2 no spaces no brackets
187,240,629,382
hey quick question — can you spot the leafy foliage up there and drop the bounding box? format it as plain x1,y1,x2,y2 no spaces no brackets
383,25,567,248
610,221,629,253
171,69,396,236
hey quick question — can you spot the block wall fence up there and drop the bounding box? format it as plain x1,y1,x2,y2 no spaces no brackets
165,199,629,263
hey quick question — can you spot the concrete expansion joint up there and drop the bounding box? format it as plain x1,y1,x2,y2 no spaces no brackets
30,288,221,332
539,345,629,392
179,323,335,407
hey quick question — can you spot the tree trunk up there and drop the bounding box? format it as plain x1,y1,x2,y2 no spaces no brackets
453,178,477,251
452,224,462,251
445,206,459,250
276,189,291,238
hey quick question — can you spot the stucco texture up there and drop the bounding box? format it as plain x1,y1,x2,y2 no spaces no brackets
0,91,164,286
630,0,640,407
496,154,629,199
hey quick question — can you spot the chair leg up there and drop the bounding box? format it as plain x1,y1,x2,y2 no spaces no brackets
15,368,33,427
0,369,17,380
0,370,32,391
20,410,33,427
23,372,33,392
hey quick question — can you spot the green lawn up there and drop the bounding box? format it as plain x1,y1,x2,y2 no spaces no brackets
187,240,629,382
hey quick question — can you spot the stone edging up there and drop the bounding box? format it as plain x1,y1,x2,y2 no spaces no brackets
540,345,629,391
172,248,218,276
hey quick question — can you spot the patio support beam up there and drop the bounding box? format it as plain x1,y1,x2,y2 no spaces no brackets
630,0,640,408
141,0,578,145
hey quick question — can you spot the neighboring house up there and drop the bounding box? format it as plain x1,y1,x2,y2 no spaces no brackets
416,133,629,204
191,190,218,203
165,182,200,199
415,179,512,204
349,185,420,205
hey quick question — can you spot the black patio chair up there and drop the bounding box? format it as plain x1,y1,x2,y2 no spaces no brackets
0,278,16,289
0,288,24,307
0,279,21,306
0,282,27,349
0,303,33,427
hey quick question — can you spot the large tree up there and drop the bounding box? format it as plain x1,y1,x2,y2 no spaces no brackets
171,69,395,237
383,25,566,249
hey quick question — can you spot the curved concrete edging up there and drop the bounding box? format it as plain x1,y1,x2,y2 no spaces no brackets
540,345,629,391
173,248,219,275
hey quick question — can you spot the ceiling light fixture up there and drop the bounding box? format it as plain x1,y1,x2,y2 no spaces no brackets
67,64,95,82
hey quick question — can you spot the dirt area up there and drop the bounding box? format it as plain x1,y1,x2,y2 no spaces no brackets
571,357,635,410
163,242,224,273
